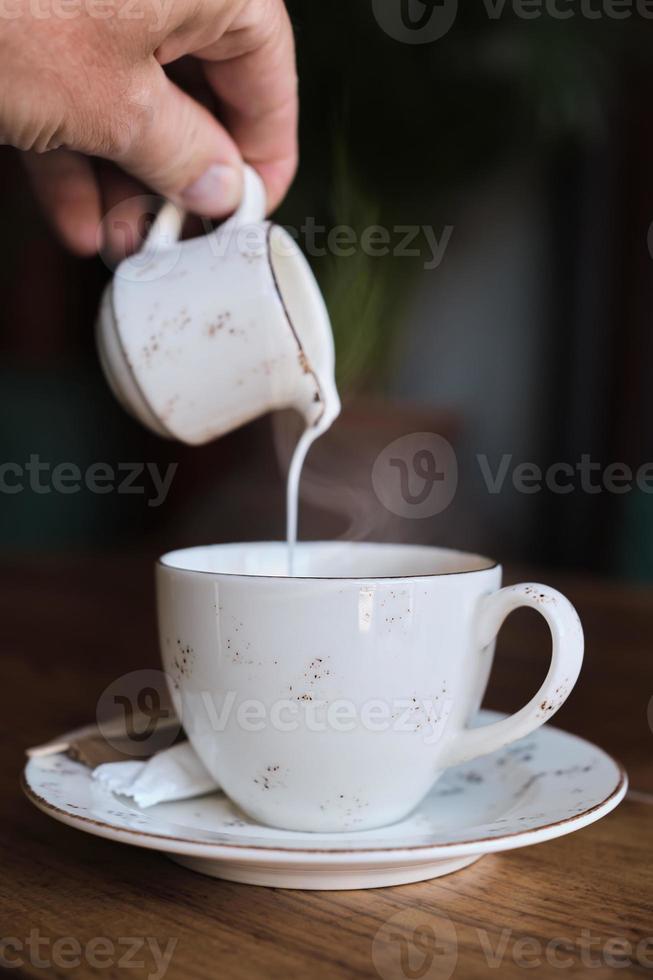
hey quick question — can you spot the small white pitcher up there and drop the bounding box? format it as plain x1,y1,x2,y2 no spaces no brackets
96,166,339,444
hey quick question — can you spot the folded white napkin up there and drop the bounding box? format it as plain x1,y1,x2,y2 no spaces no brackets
93,741,219,808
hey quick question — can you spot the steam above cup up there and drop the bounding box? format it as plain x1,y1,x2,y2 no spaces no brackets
96,165,340,445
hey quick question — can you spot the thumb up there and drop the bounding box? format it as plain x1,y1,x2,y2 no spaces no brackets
110,68,244,218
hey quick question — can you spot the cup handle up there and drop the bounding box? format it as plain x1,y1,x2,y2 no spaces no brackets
438,583,584,768
143,164,267,253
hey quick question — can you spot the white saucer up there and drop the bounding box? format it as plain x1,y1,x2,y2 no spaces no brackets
23,711,627,890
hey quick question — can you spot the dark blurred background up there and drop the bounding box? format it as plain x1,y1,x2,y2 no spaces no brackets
0,0,652,580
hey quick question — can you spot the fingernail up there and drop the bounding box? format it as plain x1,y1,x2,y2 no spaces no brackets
180,164,241,216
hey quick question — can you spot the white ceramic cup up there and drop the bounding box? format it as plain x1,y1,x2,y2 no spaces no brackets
156,541,584,832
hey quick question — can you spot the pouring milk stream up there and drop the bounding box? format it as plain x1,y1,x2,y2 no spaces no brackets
96,166,340,572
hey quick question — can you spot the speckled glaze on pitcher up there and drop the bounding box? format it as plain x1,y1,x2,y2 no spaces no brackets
96,166,339,445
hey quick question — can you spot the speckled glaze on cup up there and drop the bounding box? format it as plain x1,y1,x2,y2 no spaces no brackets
156,541,584,833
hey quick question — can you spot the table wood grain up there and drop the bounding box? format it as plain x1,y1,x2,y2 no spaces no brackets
1,554,651,979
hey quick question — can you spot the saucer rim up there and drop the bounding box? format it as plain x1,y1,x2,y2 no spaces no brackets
22,714,629,865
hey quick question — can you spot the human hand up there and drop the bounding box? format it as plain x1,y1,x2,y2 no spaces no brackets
0,0,297,256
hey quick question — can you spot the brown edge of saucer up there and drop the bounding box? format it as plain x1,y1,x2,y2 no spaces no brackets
20,760,628,857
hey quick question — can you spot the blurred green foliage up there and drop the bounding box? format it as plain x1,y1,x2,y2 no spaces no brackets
278,0,644,391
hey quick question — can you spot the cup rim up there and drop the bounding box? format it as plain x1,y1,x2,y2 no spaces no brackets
157,541,500,582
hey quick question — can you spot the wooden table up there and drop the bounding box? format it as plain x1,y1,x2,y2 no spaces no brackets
1,554,651,979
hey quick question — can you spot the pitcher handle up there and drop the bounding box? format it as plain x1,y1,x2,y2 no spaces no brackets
144,200,185,253
144,165,267,251
231,164,268,225
143,164,267,253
